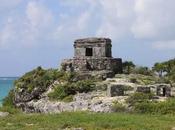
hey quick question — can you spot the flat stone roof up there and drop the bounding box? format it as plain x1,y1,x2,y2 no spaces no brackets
74,37,111,46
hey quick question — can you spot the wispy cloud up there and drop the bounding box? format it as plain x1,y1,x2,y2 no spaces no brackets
0,0,175,76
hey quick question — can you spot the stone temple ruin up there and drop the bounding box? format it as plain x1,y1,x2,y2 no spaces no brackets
107,83,174,98
61,37,122,79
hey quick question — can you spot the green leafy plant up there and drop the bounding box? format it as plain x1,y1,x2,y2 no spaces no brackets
112,101,127,112
2,89,15,107
126,92,154,106
48,80,96,101
134,98,175,114
15,67,61,92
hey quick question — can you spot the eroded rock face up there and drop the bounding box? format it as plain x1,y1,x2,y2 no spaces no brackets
14,88,44,103
15,91,127,113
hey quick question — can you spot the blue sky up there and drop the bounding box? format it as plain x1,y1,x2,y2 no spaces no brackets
0,0,175,76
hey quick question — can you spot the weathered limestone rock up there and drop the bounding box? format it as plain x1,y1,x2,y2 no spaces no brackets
136,86,151,93
15,91,128,113
14,86,47,103
0,112,9,117
13,73,174,114
171,87,175,97
107,84,124,97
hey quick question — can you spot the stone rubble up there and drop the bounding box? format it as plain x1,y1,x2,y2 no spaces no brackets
0,112,9,117
15,90,128,113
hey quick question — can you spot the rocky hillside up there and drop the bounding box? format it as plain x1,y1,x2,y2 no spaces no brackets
2,66,174,114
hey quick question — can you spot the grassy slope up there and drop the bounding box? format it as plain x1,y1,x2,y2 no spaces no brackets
0,112,175,130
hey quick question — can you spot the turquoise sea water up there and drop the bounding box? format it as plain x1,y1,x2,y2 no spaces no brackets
0,77,18,105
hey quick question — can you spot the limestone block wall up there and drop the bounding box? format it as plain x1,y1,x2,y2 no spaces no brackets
74,46,107,58
61,58,122,74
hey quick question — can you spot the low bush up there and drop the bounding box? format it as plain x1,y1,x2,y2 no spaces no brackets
127,92,175,114
48,80,96,101
15,67,63,92
62,95,74,102
2,89,22,114
132,66,154,76
112,101,127,112
2,89,15,107
129,75,158,85
126,92,154,106
48,84,69,101
0,106,21,114
73,80,96,93
134,98,175,114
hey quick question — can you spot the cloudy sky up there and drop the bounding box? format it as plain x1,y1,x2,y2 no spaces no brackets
0,0,175,76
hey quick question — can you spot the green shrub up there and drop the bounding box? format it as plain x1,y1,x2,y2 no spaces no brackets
0,106,21,114
112,101,127,112
129,75,158,85
133,66,154,76
60,72,78,82
134,98,175,114
16,67,76,90
74,80,96,93
62,95,74,102
1,89,22,114
15,67,61,92
48,84,68,101
126,92,154,106
134,101,155,113
127,92,175,114
2,89,15,107
48,80,96,101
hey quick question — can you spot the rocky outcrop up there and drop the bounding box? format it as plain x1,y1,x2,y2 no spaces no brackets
14,87,45,103
15,91,127,113
13,74,174,113
0,112,9,117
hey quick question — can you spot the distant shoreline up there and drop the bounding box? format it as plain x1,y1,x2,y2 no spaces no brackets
0,77,19,79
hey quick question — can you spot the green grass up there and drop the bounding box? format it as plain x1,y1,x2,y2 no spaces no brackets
1,112,175,130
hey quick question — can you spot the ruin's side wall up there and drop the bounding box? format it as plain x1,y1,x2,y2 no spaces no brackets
61,58,122,74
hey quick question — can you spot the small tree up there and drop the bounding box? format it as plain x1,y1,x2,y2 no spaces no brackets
152,63,165,77
122,61,135,74
133,66,153,76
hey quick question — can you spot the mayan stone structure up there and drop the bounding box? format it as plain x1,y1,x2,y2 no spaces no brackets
61,37,122,78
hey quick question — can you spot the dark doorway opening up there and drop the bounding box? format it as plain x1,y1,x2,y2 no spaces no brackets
86,48,93,56
163,87,166,96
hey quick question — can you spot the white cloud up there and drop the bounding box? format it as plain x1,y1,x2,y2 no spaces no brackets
1,0,175,76
20,1,54,46
96,0,135,40
0,1,55,48
26,1,53,28
52,11,92,44
0,18,15,47
52,0,95,43
132,0,175,40
1,0,175,51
